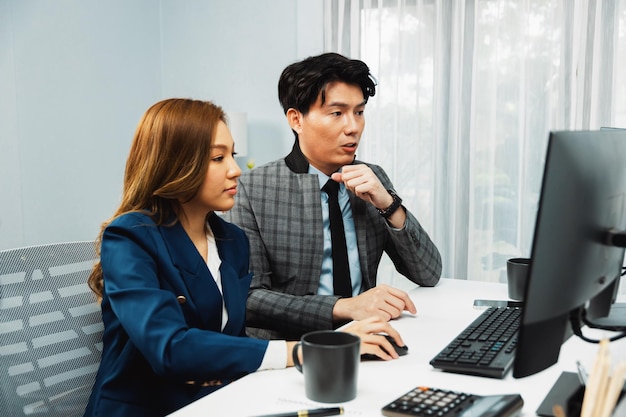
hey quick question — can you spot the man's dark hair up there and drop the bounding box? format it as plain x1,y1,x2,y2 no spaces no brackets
278,52,377,115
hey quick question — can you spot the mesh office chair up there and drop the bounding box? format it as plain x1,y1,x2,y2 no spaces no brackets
0,241,102,416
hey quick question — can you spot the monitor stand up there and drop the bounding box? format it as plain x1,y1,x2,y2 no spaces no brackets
587,302,626,329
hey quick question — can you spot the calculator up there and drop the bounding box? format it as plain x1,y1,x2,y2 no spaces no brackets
381,386,523,417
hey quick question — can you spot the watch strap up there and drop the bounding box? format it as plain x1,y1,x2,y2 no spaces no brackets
377,189,403,218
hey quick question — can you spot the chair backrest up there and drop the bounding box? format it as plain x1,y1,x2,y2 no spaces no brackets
0,241,102,417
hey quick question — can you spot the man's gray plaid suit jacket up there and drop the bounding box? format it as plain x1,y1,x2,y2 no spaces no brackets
225,142,442,340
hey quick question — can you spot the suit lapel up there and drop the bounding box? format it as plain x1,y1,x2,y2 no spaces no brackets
218,262,251,335
160,222,224,330
298,174,326,293
208,215,250,335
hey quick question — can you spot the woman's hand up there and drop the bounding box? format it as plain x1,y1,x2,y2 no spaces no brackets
342,316,406,360
286,341,299,367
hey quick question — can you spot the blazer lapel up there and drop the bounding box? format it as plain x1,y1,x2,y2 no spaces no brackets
208,215,250,335
160,222,224,330
218,263,251,335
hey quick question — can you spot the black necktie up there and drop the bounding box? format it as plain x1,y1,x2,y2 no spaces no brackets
323,179,352,297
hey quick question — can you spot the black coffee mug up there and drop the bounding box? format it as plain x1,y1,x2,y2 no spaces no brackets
293,330,360,403
507,258,530,300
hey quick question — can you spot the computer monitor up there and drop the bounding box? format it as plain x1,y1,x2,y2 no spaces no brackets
512,129,626,379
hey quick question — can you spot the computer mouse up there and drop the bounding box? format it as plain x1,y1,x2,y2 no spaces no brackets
361,334,408,361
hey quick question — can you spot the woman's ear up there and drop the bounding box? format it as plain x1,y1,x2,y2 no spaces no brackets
286,108,302,134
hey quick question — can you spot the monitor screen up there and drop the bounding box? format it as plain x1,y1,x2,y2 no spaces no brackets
513,129,626,378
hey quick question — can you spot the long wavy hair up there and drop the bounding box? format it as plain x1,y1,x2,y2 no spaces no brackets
88,98,227,298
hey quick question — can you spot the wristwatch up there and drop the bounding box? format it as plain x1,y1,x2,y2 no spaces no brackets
377,189,403,218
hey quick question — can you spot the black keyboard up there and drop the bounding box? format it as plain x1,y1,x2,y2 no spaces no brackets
429,306,521,378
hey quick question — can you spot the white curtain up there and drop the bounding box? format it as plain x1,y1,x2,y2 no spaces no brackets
324,0,626,284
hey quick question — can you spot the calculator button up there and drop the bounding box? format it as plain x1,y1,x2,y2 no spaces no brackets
382,386,477,417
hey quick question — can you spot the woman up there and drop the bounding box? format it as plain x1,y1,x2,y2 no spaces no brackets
84,98,404,417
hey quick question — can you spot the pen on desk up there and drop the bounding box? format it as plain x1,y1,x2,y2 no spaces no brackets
251,406,344,417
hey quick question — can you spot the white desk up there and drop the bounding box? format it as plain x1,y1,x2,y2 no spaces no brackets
168,278,626,417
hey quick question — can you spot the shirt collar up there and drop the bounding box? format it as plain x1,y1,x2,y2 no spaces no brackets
308,164,331,190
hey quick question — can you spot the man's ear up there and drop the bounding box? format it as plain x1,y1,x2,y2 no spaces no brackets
286,108,302,134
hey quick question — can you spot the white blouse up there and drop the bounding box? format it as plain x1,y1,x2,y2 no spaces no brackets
206,226,286,370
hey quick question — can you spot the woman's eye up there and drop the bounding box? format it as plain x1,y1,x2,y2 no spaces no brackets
212,155,224,162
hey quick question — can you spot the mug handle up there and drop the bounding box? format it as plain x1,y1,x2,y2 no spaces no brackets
292,342,303,373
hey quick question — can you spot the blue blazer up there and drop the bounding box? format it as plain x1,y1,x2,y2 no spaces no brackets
84,212,268,417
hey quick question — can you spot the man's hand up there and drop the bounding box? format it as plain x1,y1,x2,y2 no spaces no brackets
333,284,417,322
331,165,391,208
331,164,406,227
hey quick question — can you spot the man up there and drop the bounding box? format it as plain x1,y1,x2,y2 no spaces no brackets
225,52,442,340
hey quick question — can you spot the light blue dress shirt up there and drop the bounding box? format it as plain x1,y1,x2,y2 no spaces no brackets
309,166,362,297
